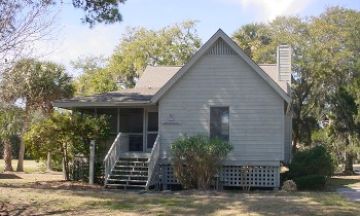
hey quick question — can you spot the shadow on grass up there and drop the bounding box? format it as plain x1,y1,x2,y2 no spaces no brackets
1,182,359,215
0,173,22,179
67,190,360,216
327,177,360,192
0,201,73,216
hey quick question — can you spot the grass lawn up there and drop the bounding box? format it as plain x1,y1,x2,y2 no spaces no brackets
0,160,359,215
0,175,359,215
0,159,46,173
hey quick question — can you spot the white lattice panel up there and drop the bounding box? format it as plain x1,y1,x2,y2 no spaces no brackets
159,164,279,188
220,166,279,187
160,164,179,185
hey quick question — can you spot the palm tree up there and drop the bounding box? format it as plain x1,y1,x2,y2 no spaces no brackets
0,59,74,171
0,106,23,171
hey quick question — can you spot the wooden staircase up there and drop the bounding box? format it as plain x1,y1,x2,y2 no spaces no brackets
104,133,161,190
105,156,149,189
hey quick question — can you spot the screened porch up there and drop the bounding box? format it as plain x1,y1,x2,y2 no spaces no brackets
76,106,159,154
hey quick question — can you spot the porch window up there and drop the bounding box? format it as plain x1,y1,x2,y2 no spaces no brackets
210,107,229,141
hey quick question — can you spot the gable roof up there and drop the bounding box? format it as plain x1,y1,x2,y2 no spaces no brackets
135,66,181,89
151,29,290,103
259,64,289,92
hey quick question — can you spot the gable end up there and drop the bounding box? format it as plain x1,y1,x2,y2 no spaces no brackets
207,38,236,55
151,29,291,103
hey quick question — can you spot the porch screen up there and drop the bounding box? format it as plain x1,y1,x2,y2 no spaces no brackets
119,108,143,152
210,107,229,141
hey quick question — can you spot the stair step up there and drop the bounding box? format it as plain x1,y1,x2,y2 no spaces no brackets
105,184,146,188
110,174,148,177
108,178,147,182
118,157,148,162
106,181,147,187
116,162,148,166
113,166,148,171
111,171,148,176
109,176,148,181
115,165,148,169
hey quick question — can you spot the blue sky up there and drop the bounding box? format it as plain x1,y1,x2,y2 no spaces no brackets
35,0,360,75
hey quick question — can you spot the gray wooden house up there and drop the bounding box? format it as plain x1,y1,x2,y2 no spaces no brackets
54,29,292,189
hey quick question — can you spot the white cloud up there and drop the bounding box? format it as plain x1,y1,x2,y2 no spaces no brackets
224,0,312,21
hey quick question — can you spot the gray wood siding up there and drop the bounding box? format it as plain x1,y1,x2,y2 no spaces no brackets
158,54,285,164
284,108,292,163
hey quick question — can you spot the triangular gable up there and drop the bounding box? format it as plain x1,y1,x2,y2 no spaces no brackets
151,29,290,103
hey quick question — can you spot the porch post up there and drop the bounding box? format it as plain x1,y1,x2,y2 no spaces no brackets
143,108,147,152
89,140,95,184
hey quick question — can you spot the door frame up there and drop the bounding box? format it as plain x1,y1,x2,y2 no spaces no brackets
143,107,158,152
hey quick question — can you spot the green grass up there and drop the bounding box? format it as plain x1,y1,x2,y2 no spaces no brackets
0,160,46,173
0,184,358,215
0,170,359,215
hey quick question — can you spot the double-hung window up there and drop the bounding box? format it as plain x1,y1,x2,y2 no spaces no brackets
210,107,229,142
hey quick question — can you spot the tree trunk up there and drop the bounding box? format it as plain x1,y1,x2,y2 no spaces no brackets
344,152,354,175
292,135,299,156
46,152,52,171
17,104,30,172
3,139,13,172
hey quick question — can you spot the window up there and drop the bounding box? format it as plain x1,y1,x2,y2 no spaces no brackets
210,107,229,141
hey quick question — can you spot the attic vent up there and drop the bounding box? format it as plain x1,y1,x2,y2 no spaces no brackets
207,38,235,55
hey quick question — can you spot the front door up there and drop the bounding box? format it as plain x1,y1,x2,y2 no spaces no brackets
146,111,158,152
119,108,144,152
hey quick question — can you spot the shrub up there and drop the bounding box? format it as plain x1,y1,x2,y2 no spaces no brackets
294,175,327,190
24,112,110,180
281,180,297,192
289,145,337,178
171,135,233,190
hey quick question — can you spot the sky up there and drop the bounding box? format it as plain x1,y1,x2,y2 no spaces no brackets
35,0,360,76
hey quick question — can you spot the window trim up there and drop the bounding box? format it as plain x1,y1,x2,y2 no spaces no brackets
209,105,230,142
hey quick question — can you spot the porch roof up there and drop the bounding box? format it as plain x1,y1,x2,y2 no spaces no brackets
53,88,158,108
54,66,181,108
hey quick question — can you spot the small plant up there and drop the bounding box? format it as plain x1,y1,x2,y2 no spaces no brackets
171,135,233,190
281,180,297,192
240,164,253,191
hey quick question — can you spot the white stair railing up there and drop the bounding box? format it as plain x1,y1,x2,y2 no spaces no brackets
145,135,160,190
104,133,123,184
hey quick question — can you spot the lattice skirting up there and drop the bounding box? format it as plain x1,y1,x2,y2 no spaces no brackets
159,164,280,188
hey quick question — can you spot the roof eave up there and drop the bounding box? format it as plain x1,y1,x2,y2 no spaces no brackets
52,101,155,108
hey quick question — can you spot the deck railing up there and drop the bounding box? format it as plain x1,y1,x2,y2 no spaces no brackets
104,133,123,184
145,135,160,190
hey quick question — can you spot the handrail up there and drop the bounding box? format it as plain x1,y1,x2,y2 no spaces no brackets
104,133,122,184
145,135,160,190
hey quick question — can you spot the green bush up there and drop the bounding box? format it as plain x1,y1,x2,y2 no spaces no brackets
289,145,337,178
24,112,110,180
294,175,327,190
171,135,233,190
